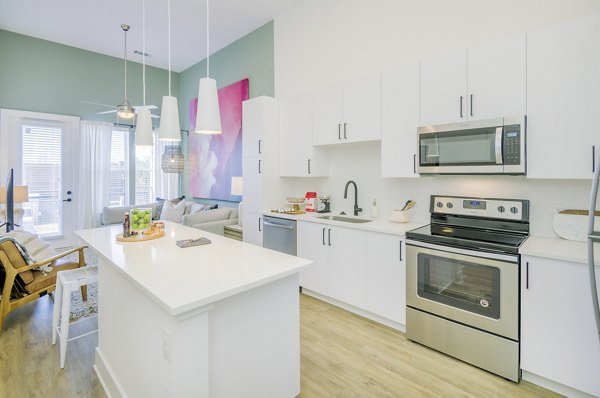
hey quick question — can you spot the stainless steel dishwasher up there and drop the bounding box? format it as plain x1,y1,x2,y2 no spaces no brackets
262,215,297,256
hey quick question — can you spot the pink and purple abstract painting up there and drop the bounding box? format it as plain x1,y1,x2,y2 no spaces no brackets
188,78,249,201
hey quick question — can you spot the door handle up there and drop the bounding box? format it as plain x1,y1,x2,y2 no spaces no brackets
399,240,403,261
258,159,262,174
459,96,463,118
308,159,312,175
338,124,341,140
322,228,326,245
526,261,529,289
343,123,347,139
66,191,72,195
328,228,332,246
263,221,294,230
413,154,416,174
258,139,262,154
258,217,262,232
495,127,503,164
63,198,72,202
470,94,473,117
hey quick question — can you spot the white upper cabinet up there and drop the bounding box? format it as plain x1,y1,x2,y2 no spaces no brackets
313,75,381,146
419,35,526,126
242,96,274,158
278,92,329,177
420,49,468,126
527,13,600,179
381,62,420,178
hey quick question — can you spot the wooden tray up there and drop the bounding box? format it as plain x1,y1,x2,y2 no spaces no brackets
271,210,305,215
116,230,165,242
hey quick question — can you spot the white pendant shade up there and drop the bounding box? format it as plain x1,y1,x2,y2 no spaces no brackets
195,77,222,134
135,108,154,146
159,95,181,141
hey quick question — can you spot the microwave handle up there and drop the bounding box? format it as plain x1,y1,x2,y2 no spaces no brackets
495,127,503,165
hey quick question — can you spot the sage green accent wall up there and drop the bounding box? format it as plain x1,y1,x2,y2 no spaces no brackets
178,21,274,200
0,29,176,124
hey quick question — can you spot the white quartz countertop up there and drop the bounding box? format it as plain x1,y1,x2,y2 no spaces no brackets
263,211,426,236
520,235,600,267
75,222,313,317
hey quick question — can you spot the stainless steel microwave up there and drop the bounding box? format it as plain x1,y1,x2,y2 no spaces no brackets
417,116,526,175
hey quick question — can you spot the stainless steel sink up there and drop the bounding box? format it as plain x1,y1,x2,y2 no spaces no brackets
317,215,372,223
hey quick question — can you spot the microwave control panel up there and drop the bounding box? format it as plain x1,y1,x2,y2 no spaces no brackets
503,125,521,165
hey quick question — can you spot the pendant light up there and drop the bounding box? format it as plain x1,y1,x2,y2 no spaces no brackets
161,145,184,173
159,0,181,141
117,24,135,120
195,0,222,134
135,0,153,146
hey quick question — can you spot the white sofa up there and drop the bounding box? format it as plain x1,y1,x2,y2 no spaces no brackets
100,202,238,236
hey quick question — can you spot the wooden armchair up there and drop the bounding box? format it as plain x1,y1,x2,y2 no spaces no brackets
0,240,86,335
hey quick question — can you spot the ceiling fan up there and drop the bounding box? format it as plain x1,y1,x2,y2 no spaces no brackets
83,24,159,119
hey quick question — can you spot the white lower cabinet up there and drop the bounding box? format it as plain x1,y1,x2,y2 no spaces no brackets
366,232,406,324
297,221,366,308
521,256,600,396
242,211,263,247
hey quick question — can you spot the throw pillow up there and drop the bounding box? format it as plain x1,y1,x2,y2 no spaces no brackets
6,230,56,273
156,195,185,219
190,203,210,214
160,199,186,223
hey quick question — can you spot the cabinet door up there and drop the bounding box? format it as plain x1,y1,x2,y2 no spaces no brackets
327,226,366,309
467,35,526,120
343,74,382,143
420,49,468,126
527,14,600,179
242,211,263,247
242,98,263,158
381,63,420,178
242,156,262,213
521,256,600,396
279,93,330,177
297,221,328,295
313,84,343,146
366,232,406,324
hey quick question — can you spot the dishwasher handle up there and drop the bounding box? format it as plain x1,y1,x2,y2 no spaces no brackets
263,221,295,230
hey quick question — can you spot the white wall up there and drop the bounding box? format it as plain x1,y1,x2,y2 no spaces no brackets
274,0,600,237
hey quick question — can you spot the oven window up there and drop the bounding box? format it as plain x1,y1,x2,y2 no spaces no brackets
417,253,501,319
419,127,499,167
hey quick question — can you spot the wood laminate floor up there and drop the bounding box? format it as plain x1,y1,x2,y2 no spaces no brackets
0,293,561,398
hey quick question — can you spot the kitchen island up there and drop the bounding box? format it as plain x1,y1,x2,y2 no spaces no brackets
75,221,312,398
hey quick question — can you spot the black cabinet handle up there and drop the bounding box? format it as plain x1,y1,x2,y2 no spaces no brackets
526,261,529,289
399,240,403,261
258,139,262,154
343,123,347,139
308,159,312,174
258,159,262,174
258,217,262,232
593,146,596,173
328,228,332,246
459,96,463,118
413,154,416,174
470,94,473,117
322,228,326,245
338,124,341,140
63,198,72,202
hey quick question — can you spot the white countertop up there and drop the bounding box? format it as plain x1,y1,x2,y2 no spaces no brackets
520,235,600,267
75,222,313,317
263,211,426,236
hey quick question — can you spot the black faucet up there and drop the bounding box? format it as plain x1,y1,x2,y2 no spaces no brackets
343,180,362,216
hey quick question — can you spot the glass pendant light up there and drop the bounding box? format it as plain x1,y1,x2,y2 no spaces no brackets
135,0,153,146
195,0,222,134
159,0,181,141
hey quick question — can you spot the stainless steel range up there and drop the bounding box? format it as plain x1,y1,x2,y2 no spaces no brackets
405,195,530,382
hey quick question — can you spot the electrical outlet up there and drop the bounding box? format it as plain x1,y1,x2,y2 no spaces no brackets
162,328,171,363
554,204,566,214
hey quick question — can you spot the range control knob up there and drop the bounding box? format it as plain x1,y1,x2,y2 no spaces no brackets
436,202,443,208
497,206,505,213
446,202,453,209
510,207,519,214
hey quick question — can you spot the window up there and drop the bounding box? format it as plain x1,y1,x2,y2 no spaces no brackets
135,144,155,204
21,125,63,237
109,128,129,206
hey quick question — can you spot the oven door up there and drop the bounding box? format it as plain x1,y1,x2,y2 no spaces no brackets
406,240,519,340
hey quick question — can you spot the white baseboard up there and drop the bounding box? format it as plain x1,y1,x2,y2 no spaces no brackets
522,371,597,398
94,348,127,398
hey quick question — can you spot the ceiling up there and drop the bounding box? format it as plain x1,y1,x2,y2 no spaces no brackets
0,0,302,72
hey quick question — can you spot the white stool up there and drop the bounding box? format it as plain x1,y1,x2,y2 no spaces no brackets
51,266,99,368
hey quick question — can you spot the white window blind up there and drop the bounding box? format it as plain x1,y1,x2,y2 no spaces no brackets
21,125,63,237
109,128,129,206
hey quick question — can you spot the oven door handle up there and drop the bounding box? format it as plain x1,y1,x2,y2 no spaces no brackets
405,239,519,263
495,127,503,165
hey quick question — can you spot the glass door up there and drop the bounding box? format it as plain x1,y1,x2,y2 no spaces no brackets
1,109,79,249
